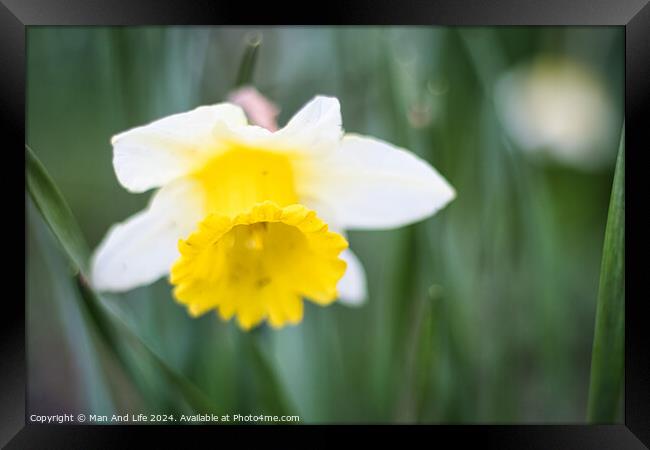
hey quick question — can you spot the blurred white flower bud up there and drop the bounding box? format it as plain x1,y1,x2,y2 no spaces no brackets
495,56,618,171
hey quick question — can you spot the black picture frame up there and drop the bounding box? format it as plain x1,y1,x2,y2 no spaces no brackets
5,0,649,447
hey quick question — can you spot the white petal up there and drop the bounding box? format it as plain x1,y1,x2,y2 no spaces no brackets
303,134,455,229
112,103,247,193
192,96,343,156
273,96,343,154
90,179,204,292
337,249,367,306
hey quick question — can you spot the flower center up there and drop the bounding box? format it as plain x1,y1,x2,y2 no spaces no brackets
192,147,299,217
170,202,348,330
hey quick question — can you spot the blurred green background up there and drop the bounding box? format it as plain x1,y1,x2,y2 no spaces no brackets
26,26,624,423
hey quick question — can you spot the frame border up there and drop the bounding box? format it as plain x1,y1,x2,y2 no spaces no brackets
5,0,649,447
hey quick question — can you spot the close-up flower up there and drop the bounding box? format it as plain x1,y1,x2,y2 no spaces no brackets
26,26,625,428
90,96,455,329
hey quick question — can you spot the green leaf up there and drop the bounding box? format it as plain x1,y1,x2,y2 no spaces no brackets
587,127,625,423
75,278,222,415
244,331,296,417
26,145,90,273
26,145,220,416
234,32,262,88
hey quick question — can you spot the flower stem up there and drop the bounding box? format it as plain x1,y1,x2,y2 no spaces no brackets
234,32,262,87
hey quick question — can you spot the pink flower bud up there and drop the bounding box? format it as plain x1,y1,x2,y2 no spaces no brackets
228,86,280,132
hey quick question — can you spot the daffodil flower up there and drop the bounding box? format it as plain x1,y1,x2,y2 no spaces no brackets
91,96,455,329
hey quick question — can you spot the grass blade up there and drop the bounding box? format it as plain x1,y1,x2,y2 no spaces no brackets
26,145,90,273
27,145,219,415
246,332,295,417
76,278,222,415
587,127,625,422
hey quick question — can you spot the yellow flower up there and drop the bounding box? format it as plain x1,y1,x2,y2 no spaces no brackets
91,96,455,329
171,202,347,329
